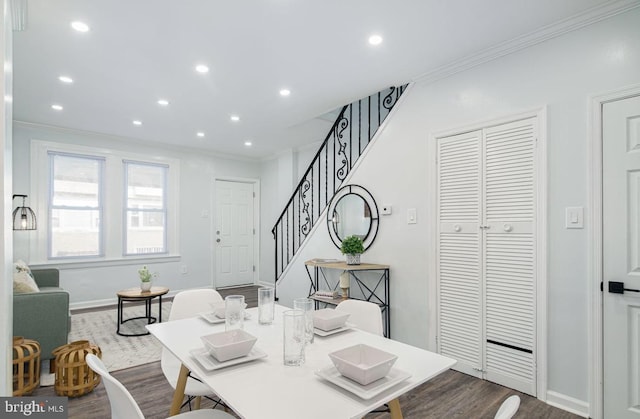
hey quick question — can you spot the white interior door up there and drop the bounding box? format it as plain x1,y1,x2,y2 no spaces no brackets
603,94,640,419
215,180,255,288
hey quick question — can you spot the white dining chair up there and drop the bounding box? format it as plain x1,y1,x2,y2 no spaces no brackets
335,299,384,336
161,289,224,410
85,354,233,419
494,395,521,419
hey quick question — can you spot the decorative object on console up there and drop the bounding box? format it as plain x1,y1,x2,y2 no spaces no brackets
12,194,37,230
339,271,350,298
341,235,364,265
137,265,157,291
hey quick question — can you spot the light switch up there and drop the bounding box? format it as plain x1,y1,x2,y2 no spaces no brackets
407,208,417,224
565,207,584,229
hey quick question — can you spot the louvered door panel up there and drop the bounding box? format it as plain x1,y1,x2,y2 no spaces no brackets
483,118,536,395
437,131,482,376
485,119,535,222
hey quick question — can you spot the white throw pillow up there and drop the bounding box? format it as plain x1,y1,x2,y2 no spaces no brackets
13,270,39,293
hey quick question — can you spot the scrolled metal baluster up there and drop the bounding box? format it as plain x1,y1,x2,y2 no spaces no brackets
299,179,312,236
335,115,350,181
382,86,399,110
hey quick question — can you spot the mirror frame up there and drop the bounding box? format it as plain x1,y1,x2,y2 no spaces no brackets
326,184,379,251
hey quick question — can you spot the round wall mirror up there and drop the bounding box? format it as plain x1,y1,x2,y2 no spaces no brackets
327,185,379,251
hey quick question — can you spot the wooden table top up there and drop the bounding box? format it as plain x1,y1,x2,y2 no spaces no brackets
117,286,169,298
304,259,390,270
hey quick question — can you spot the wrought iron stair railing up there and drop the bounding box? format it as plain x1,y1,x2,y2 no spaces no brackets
272,84,407,283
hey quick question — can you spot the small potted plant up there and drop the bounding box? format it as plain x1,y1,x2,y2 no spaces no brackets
340,235,364,265
137,265,157,292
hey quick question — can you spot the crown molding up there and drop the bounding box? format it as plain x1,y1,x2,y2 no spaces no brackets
13,120,260,163
414,0,640,84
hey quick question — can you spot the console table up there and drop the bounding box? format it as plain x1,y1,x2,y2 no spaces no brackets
304,259,390,337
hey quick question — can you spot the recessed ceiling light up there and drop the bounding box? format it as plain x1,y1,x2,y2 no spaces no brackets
132,120,142,126
368,34,383,45
244,141,252,147
195,64,209,73
230,115,240,122
279,89,291,97
58,76,73,84
196,132,205,138
157,99,169,106
71,21,90,32
51,104,63,111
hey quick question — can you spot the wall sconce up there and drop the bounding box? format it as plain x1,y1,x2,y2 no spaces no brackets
12,194,37,230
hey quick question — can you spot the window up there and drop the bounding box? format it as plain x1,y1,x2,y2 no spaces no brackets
124,161,168,255
31,140,179,264
49,152,104,258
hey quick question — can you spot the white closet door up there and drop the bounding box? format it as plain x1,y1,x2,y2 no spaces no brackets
436,117,538,396
437,130,483,378
482,118,537,395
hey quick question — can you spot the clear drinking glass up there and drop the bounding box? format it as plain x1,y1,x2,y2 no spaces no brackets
258,287,275,325
225,295,245,331
293,297,314,344
283,309,306,366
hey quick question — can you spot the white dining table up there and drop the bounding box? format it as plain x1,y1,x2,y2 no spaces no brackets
146,305,456,419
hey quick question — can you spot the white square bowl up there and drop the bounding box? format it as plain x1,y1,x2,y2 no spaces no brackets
313,308,350,331
328,344,397,386
201,329,257,362
209,301,247,319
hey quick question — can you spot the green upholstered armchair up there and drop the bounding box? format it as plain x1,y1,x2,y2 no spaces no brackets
13,268,70,362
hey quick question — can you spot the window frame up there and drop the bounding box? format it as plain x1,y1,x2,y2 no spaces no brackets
30,140,180,266
123,160,169,256
47,151,105,260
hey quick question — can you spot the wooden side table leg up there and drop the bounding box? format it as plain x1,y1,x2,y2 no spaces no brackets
170,364,189,416
389,398,403,419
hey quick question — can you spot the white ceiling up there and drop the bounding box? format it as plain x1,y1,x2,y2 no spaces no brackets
12,0,622,159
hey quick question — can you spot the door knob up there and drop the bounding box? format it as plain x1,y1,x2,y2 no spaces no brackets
454,225,461,232
216,239,221,243
608,281,640,294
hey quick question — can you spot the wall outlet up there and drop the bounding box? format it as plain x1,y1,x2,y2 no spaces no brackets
381,205,392,215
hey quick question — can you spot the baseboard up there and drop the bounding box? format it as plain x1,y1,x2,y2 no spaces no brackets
69,289,182,311
546,390,590,418
258,280,274,287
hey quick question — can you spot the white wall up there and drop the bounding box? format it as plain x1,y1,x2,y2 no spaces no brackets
1,0,13,395
276,8,640,409
12,123,260,307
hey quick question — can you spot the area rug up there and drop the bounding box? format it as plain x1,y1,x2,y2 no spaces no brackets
41,302,172,386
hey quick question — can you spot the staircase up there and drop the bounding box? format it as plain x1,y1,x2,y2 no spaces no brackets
272,85,408,284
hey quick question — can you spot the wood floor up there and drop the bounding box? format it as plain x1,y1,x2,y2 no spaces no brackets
32,363,579,419
34,285,579,418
